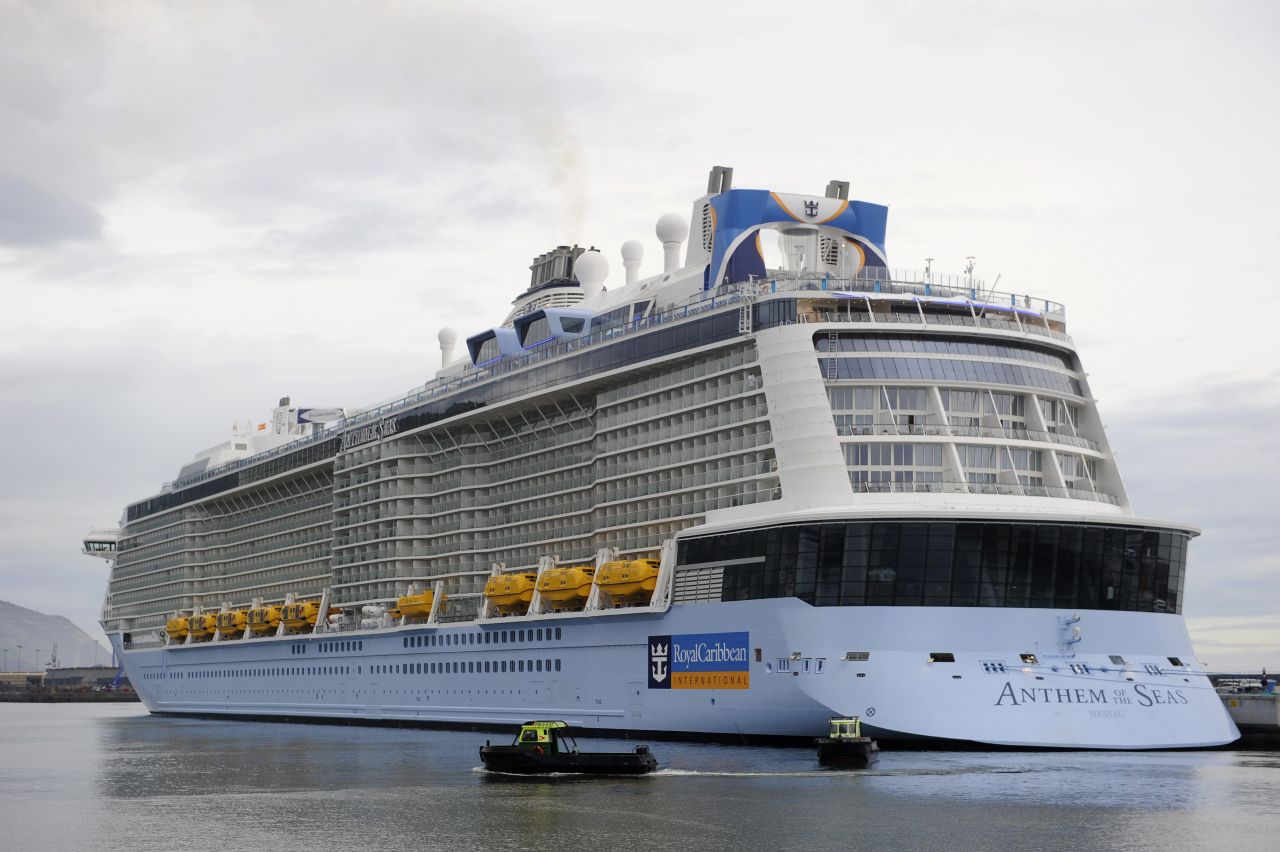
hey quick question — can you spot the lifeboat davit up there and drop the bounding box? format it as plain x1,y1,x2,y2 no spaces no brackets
165,616,189,642
188,613,217,641
536,566,594,611
215,609,247,637
594,559,660,605
483,572,538,614
247,605,281,635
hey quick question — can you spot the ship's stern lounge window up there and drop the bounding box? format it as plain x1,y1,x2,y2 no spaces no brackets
676,520,1190,614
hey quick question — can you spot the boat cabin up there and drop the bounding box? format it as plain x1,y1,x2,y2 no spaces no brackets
514,720,579,755
828,716,866,740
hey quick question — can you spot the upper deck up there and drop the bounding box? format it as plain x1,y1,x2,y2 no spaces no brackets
129,267,1072,523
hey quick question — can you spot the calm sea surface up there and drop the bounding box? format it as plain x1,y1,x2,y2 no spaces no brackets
0,703,1275,851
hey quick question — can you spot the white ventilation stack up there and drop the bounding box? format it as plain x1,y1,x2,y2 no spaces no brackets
656,213,688,274
621,239,643,286
438,327,458,369
574,249,608,302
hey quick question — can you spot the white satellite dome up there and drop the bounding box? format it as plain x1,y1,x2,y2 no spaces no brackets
655,212,688,244
575,250,608,300
621,239,644,261
437,326,459,370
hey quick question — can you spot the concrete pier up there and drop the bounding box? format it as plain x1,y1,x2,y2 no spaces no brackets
1221,693,1280,749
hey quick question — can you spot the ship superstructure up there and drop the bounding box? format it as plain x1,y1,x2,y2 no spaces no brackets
86,167,1238,748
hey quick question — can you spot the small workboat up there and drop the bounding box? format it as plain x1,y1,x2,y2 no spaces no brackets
480,721,658,775
816,716,880,767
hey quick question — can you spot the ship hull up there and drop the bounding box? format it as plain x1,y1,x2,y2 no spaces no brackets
109,599,1239,749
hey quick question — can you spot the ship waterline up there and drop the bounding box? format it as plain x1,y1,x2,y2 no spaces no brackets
87,168,1238,748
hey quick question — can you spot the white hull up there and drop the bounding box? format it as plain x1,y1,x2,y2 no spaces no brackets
112,600,1239,749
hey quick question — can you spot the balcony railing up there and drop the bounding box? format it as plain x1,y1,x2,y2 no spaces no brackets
834,422,1099,452
850,479,1117,505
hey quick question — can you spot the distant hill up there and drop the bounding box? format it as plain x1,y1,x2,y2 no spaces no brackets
0,600,110,671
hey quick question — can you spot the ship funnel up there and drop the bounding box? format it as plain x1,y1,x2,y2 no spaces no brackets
621,240,643,286
656,213,687,274
438,327,458,369
707,165,733,194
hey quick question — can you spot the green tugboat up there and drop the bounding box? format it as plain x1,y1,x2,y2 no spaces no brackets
816,716,880,767
480,721,659,775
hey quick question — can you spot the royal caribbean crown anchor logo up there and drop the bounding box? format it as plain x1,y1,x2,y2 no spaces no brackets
648,632,750,690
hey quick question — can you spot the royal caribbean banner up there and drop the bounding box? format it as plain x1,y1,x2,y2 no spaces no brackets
648,631,750,690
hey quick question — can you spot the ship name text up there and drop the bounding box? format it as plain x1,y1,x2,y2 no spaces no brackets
342,416,400,451
995,682,1189,708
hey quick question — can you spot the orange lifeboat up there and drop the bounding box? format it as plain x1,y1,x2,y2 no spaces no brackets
594,559,660,605
397,588,444,620
483,572,538,615
165,615,189,642
215,609,247,638
281,601,323,632
188,613,216,641
247,605,281,636
536,566,595,611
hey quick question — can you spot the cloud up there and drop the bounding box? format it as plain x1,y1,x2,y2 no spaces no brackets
0,172,104,246
1106,378,1280,643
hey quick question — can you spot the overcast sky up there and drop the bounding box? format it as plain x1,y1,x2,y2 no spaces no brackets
2,0,1276,671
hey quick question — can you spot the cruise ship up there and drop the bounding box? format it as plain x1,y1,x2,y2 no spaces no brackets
83,167,1239,748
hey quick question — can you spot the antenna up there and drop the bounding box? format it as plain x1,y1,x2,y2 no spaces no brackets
985,273,1002,304
924,258,934,284
975,273,1002,316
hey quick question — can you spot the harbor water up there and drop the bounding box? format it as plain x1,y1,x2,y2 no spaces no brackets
0,704,1276,851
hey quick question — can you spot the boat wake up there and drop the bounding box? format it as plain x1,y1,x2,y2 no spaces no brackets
471,766,1033,779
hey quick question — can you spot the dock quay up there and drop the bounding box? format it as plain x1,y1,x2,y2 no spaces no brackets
1221,693,1280,749
0,668,138,703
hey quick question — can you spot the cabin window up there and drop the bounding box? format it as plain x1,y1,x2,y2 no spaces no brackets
929,652,956,663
